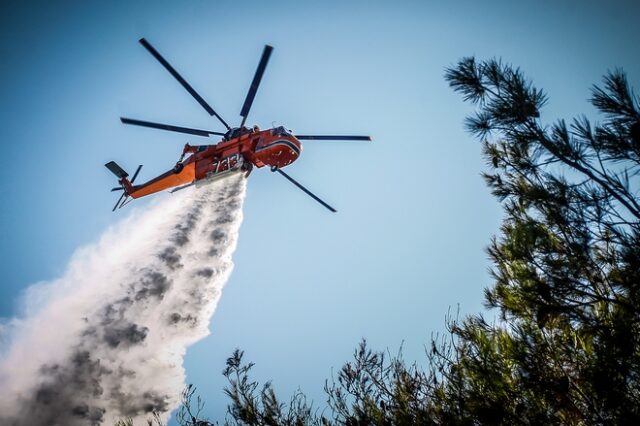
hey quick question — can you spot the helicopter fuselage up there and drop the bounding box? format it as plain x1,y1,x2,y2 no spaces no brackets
124,126,301,199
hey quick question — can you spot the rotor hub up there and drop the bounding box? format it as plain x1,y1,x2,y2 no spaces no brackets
224,126,252,140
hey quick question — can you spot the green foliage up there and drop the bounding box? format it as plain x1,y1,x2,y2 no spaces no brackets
175,384,215,426
438,57,640,424
221,349,319,426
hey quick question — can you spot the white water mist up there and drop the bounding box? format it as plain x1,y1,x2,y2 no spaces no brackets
0,174,246,425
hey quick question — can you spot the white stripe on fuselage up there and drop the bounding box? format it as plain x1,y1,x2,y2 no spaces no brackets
255,139,300,155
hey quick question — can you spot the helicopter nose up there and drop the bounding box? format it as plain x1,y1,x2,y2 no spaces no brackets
254,137,301,169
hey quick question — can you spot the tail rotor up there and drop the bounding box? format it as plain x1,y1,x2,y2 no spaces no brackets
105,162,143,211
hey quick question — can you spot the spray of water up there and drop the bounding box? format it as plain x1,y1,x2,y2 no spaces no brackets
0,174,246,425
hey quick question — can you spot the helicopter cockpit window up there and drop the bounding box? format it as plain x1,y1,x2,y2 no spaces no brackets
272,126,292,137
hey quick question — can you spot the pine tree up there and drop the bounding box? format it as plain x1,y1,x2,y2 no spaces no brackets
439,57,640,424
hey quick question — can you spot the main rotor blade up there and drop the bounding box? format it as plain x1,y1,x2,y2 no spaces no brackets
240,45,273,127
295,135,372,141
139,38,230,130
274,168,337,213
120,117,225,137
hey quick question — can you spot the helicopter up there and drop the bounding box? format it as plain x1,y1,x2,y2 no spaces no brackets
106,38,371,213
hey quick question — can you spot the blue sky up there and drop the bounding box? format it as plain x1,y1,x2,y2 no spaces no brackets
1,0,639,422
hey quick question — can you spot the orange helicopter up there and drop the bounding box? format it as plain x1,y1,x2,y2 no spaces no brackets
106,39,371,213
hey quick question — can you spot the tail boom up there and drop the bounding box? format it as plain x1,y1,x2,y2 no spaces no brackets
129,162,196,199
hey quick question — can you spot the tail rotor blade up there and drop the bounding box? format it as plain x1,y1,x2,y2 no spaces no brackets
111,187,124,192
105,161,129,179
112,193,126,212
139,38,230,130
119,195,129,210
131,165,143,184
240,45,273,127
273,167,337,213
295,135,372,141
120,117,225,137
